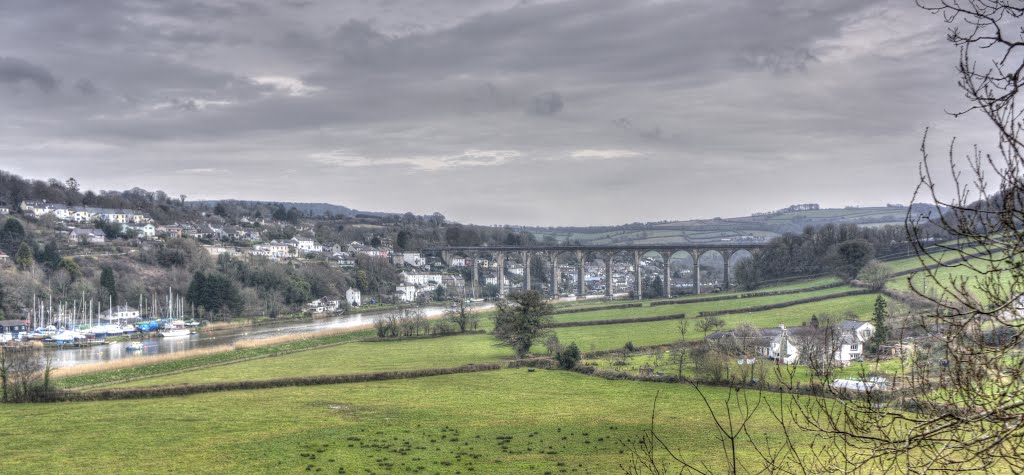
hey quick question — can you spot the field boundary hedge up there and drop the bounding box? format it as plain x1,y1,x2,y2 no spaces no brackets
550,302,643,315
695,289,874,317
650,282,845,307
548,313,685,328
55,364,506,401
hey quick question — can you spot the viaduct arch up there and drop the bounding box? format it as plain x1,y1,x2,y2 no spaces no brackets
425,244,765,300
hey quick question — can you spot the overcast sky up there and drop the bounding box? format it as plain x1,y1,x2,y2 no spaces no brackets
0,0,993,226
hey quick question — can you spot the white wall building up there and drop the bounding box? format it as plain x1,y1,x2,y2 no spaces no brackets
346,288,361,307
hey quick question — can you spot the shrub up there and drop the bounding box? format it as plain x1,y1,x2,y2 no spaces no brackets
557,343,581,370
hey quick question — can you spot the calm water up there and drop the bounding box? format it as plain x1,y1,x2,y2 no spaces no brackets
48,303,494,369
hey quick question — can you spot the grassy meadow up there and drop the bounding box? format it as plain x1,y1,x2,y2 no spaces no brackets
0,370,805,474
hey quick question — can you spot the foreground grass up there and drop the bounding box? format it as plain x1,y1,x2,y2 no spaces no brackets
101,334,513,389
0,370,806,474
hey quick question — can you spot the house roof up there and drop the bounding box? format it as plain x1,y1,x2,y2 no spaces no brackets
839,320,869,332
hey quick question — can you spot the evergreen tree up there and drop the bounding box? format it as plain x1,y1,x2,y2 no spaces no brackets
41,240,61,270
491,290,554,358
99,267,117,303
14,242,33,271
0,218,25,256
869,295,889,351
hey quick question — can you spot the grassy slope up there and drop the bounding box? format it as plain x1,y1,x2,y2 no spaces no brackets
550,286,858,325
548,294,878,352
0,370,804,474
103,334,513,388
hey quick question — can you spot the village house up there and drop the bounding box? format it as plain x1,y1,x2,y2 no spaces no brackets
123,223,155,237
307,297,341,314
69,228,106,244
103,305,141,321
348,241,389,258
395,283,419,303
753,321,876,366
253,241,291,260
333,251,356,267
346,288,361,307
290,237,322,254
204,245,242,258
0,320,28,336
391,252,427,267
449,256,467,267
400,271,443,287
0,250,8,263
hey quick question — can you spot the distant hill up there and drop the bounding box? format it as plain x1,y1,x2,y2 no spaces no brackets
194,200,365,218
523,204,940,245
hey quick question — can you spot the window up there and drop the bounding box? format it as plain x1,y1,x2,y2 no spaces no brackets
850,344,859,352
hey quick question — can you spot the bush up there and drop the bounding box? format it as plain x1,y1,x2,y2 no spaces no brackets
557,343,581,370
624,341,636,352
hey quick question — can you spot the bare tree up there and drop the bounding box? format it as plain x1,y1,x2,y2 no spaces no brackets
794,315,842,379
444,291,479,332
623,3,1024,472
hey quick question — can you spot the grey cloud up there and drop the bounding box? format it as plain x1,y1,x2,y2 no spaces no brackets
0,56,58,92
0,0,980,226
74,78,97,95
527,91,563,116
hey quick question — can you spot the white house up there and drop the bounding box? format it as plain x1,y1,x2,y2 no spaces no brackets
395,284,418,302
449,256,467,267
334,252,356,267
290,237,322,253
346,288,361,307
254,241,291,259
307,297,341,314
0,206,8,215
400,271,443,286
124,223,156,238
103,305,140,321
760,321,876,366
393,253,426,267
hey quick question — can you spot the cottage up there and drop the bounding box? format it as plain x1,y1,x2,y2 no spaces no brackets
0,250,8,262
0,320,28,335
759,321,876,365
69,228,106,244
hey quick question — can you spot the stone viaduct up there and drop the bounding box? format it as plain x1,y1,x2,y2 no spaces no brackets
423,244,765,300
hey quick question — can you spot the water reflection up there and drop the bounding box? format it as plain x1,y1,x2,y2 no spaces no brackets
48,303,493,369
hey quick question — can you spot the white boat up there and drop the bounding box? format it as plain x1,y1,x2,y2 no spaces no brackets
159,327,191,337
125,341,144,351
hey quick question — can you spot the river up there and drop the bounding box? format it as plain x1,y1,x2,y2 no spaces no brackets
47,303,494,369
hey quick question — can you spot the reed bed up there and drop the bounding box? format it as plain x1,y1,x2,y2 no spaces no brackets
51,345,235,379
53,323,378,379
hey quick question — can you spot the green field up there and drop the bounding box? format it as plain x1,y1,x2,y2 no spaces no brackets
0,370,805,474
550,286,858,325
102,334,513,389
547,294,878,352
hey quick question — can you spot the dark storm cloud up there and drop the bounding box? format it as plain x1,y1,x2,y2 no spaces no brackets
0,0,985,225
0,56,58,92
